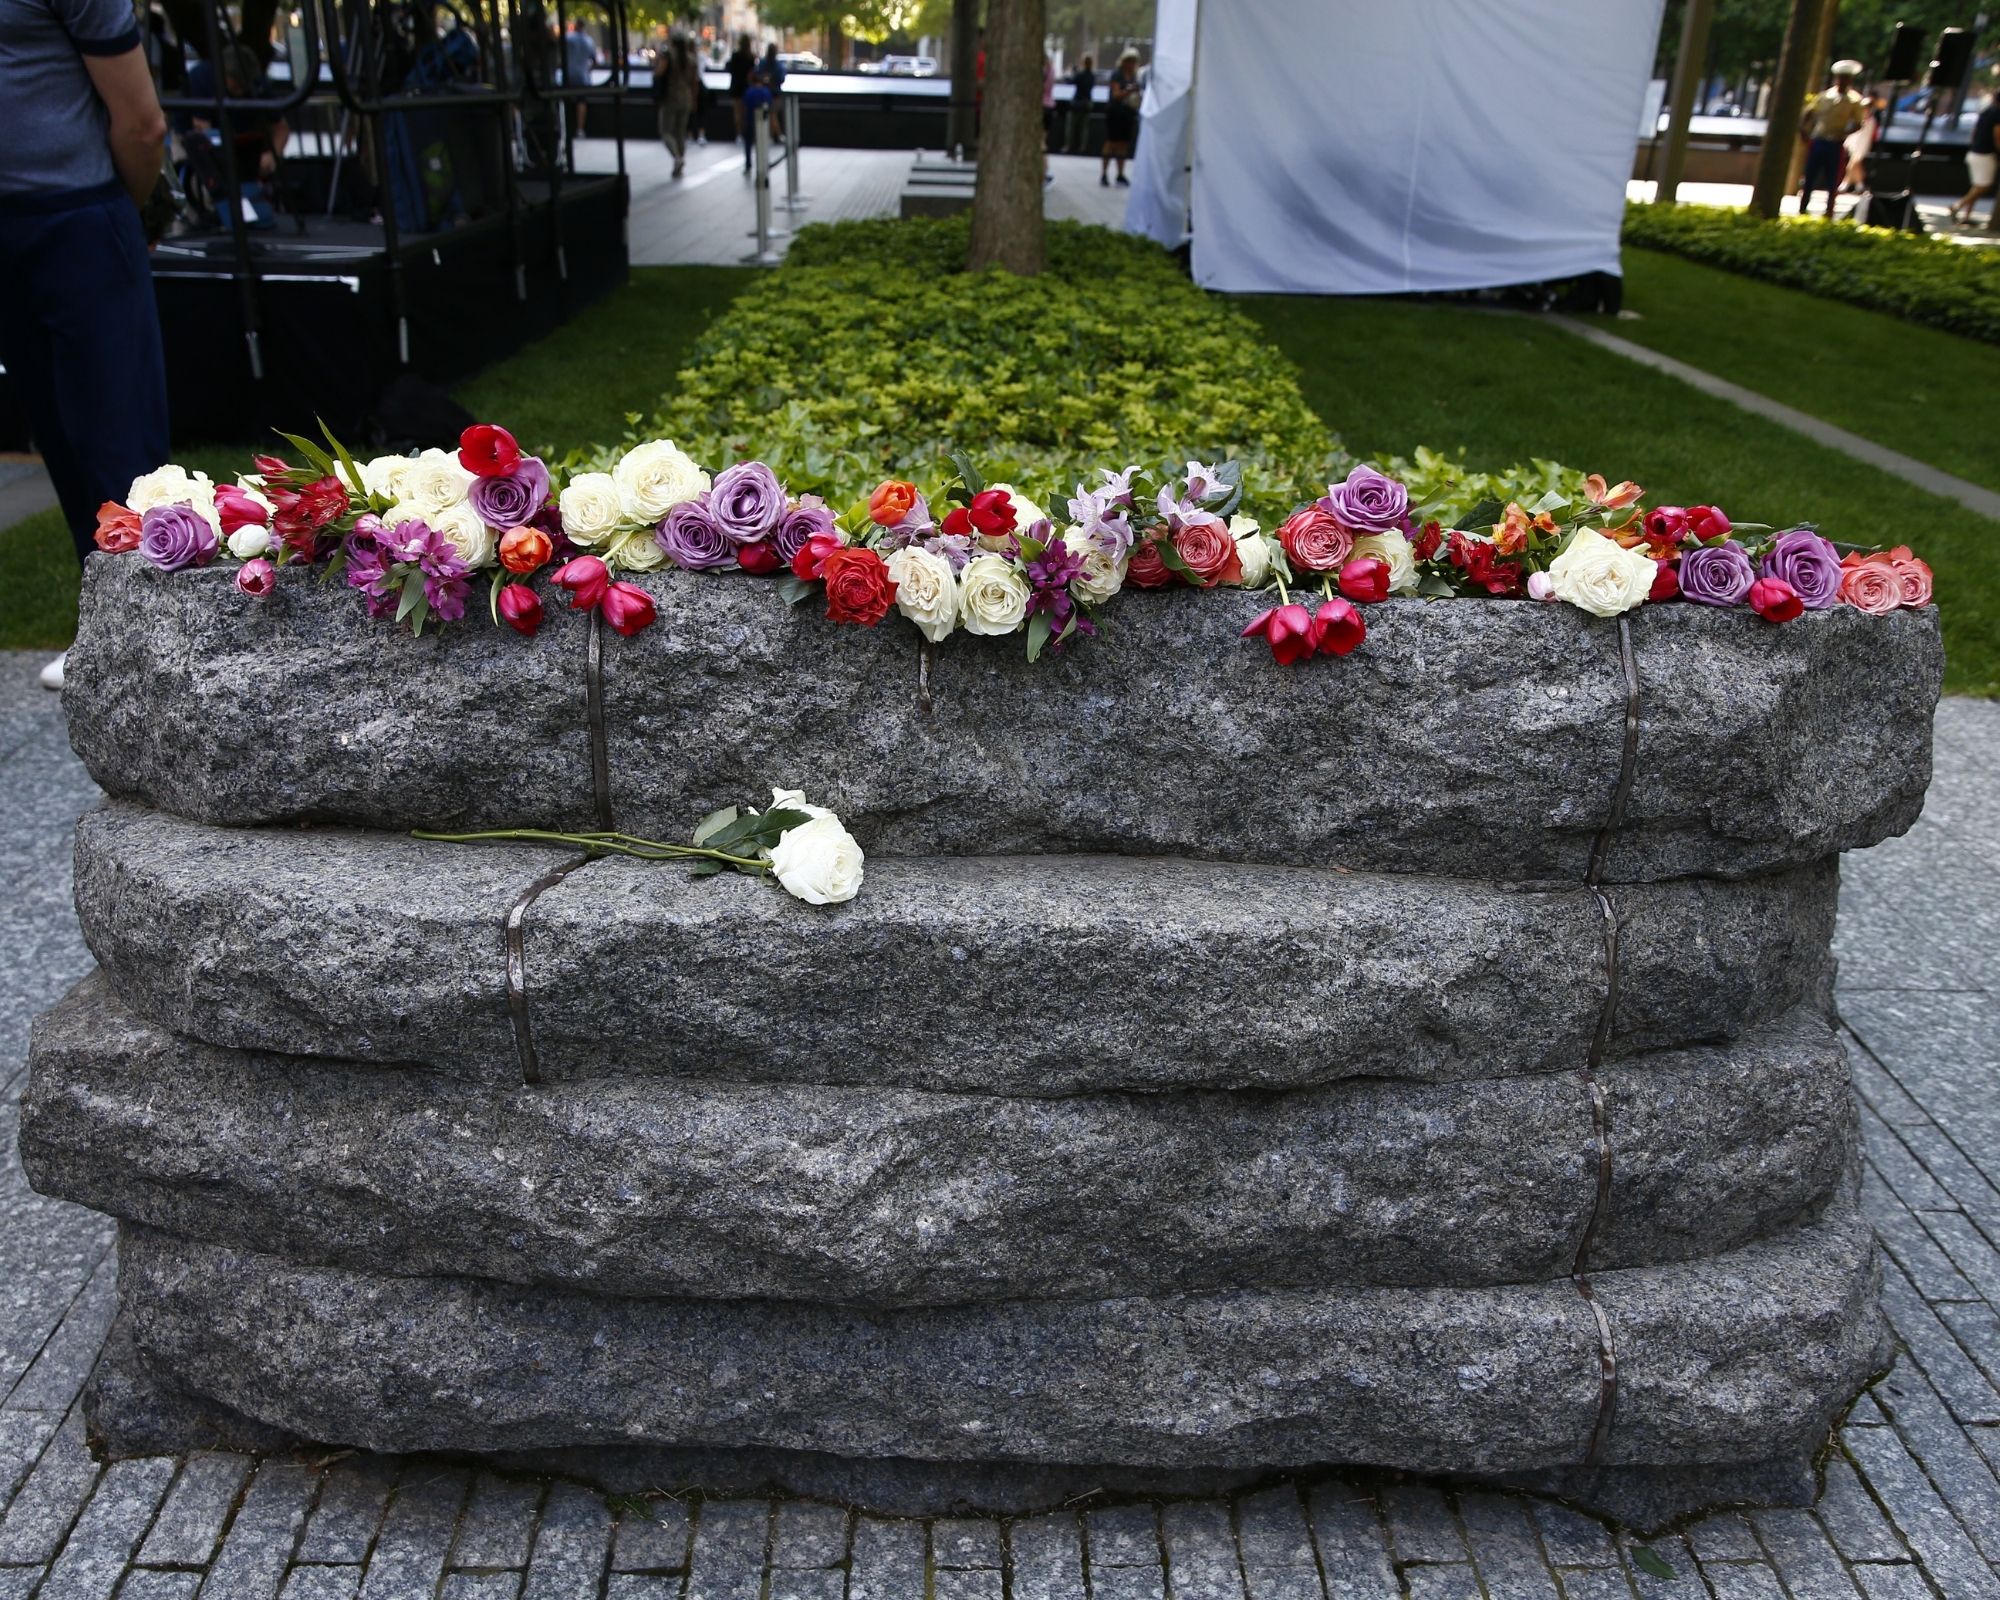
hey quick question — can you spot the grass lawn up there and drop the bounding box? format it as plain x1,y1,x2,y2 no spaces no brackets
1242,293,2000,696
1592,249,2000,497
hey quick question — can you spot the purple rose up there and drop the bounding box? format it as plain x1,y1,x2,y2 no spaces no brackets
467,456,551,530
708,461,785,544
1760,527,1842,610
1678,540,1756,607
1319,465,1409,535
139,505,220,572
772,495,837,563
656,495,736,570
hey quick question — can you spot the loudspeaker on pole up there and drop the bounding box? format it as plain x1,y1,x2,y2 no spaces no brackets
1927,28,1973,91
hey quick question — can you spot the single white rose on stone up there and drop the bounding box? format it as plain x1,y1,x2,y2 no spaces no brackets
765,807,865,905
1547,529,1656,618
1351,530,1418,595
428,499,496,569
884,545,959,642
957,552,1031,635
1062,528,1129,605
558,471,626,547
1228,514,1270,589
604,524,670,573
614,439,710,523
980,482,1050,551
226,525,272,560
403,448,475,517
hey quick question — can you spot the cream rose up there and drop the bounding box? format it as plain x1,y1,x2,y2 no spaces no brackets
226,525,272,560
1547,529,1656,618
1062,528,1129,605
128,464,220,533
763,788,864,905
603,523,669,573
885,545,959,642
957,553,1031,635
1229,514,1270,589
358,454,414,501
558,471,626,547
1351,530,1418,595
427,499,495,569
614,439,710,523
403,449,475,517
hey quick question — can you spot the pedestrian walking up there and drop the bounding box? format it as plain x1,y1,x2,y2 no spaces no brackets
654,30,699,178
759,42,785,142
563,19,599,137
1840,92,1880,194
0,0,170,691
1798,59,1867,219
1100,50,1141,187
726,34,754,147
1065,55,1095,153
1948,82,1998,224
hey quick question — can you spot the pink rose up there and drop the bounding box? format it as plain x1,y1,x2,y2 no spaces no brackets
1887,547,1933,607
1277,507,1354,574
1838,560,1900,616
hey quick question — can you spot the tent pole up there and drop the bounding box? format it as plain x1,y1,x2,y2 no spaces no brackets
1656,0,1716,205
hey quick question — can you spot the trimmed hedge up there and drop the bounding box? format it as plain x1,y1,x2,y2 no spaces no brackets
1622,202,2000,345
645,217,1345,514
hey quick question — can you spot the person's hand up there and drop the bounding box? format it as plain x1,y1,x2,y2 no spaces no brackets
259,150,276,177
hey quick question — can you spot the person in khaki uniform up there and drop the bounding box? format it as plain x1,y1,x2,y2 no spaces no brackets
1799,60,1868,218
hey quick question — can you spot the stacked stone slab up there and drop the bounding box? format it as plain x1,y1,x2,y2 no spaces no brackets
21,558,1943,1518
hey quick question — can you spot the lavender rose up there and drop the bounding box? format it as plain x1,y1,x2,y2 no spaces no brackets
1678,540,1756,607
656,495,736,570
772,495,837,563
138,504,220,571
467,456,551,529
708,461,785,544
1760,527,1842,610
1318,465,1409,535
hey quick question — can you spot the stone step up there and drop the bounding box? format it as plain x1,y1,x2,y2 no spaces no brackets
25,978,1858,1305
95,1199,1887,1479
74,801,1837,1092
65,559,1942,882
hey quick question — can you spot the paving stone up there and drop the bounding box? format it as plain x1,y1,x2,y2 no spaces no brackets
1879,1257,2000,1425
1890,1128,2000,1241
1939,1303,2000,1390
1925,1212,2000,1305
846,1517,925,1600
280,1567,362,1600
1684,1513,1762,1565
1869,1359,2000,1569
0,1571,41,1600
117,1572,203,1600
294,1457,396,1565
520,1483,612,1600
1529,1500,1618,1568
137,1453,253,1567
766,1571,845,1600
199,1461,315,1600
1848,1390,1892,1426
1239,1566,1322,1600
1818,1452,1914,1564
0,1409,98,1564
609,1497,688,1573
358,1463,470,1600
1234,1487,1316,1572
1620,1536,1705,1598
0,1412,58,1509
1852,1563,1942,1600
1556,1570,1639,1600
3,1250,115,1414
1699,1564,1788,1600
1401,1565,1484,1600
1009,1511,1088,1600
1379,1485,1467,1565
1088,1507,1162,1569
1749,1509,1863,1598
1302,1482,1395,1599
682,1500,767,1600
1862,1175,1981,1302
933,1569,1007,1600
440,1574,522,1600
930,1515,999,1569
1859,1115,1957,1215
1841,1421,2000,1599
452,1475,545,1572
37,1455,174,1600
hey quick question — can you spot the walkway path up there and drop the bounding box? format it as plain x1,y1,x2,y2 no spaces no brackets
4,654,2000,1598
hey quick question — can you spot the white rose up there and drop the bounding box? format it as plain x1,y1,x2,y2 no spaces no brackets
1062,529,1128,605
614,439,710,523
1547,529,1657,618
226,526,272,560
359,454,415,501
1351,530,1418,595
957,553,1031,635
603,524,669,573
980,482,1050,551
559,471,627,547
1228,515,1270,588
766,811,865,905
128,465,220,535
884,545,959,642
428,499,495,569
403,449,475,517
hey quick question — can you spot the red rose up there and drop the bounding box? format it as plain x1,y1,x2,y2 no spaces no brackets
1748,575,1803,623
736,539,784,575
820,547,897,626
93,501,143,553
1337,556,1390,604
601,581,657,637
459,424,522,478
1644,506,1688,544
499,525,553,575
1277,507,1354,573
553,555,610,611
1241,602,1316,665
1172,518,1243,588
498,583,544,636
1684,504,1731,542
790,531,844,581
1649,559,1680,602
1314,597,1366,656
1126,537,1174,589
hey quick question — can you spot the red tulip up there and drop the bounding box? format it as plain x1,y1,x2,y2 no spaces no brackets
601,581,657,637
1685,504,1732,542
1649,559,1680,602
498,583,543,636
736,539,784,575
214,484,271,535
1644,505,1688,544
1314,597,1366,656
459,423,521,478
252,453,290,478
967,487,1017,537
1337,556,1390,604
1241,602,1317,665
552,555,610,611
1748,575,1803,623
233,558,276,598
790,531,844,581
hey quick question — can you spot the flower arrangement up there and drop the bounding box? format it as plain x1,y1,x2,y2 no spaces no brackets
94,423,1936,669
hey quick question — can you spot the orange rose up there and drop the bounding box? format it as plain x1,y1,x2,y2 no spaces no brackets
94,501,143,554
499,524,554,575
868,479,918,527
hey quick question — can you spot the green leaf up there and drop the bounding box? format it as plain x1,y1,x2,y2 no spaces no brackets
1631,1547,1675,1580
775,575,817,608
1527,488,1570,516
488,569,506,628
1214,459,1246,519
685,858,727,877
276,430,339,482
947,449,984,497
691,805,739,846
1025,610,1053,663
1454,496,1504,532
406,590,432,637
319,416,370,504
1417,573,1457,598
394,577,426,623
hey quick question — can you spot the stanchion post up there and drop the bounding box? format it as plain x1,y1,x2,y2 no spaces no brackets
780,92,808,210
742,114,785,264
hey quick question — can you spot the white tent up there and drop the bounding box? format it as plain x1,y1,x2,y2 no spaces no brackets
1127,0,1665,295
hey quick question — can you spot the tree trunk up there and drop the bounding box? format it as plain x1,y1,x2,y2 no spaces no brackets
1748,0,1832,216
966,0,1045,275
1656,0,1716,204
947,0,979,156
1784,0,1841,195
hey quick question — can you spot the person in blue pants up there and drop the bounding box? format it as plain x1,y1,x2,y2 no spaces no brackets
0,0,170,689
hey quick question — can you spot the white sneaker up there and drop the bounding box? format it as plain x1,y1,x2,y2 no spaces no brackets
39,651,65,691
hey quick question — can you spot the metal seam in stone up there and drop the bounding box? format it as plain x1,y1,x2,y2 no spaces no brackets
586,609,614,830
918,638,936,717
505,857,593,1086
1584,615,1642,891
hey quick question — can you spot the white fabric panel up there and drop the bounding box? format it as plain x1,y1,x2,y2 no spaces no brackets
1187,0,1665,294
1124,0,1199,246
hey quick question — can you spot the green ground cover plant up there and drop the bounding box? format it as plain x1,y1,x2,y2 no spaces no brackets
1621,202,2000,344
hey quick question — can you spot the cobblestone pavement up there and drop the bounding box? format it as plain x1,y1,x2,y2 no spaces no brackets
4,649,2000,1599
